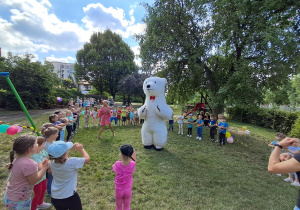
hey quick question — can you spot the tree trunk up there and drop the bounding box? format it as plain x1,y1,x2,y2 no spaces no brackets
212,105,224,117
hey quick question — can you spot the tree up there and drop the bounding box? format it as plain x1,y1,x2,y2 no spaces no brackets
117,73,148,104
136,0,300,114
62,78,75,90
75,29,138,99
0,53,59,110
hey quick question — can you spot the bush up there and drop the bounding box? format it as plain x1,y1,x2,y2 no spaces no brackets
226,106,299,134
290,114,300,138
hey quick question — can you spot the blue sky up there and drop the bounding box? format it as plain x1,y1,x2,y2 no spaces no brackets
0,0,154,65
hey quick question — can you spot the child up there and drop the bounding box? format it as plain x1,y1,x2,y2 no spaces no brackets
209,115,218,142
169,110,174,131
66,110,75,142
204,112,210,127
134,109,139,126
57,111,68,141
30,137,51,210
40,123,54,138
48,141,90,210
215,114,223,143
187,114,193,137
111,107,118,126
129,108,135,126
3,135,49,210
121,108,127,126
195,114,204,140
84,105,90,127
49,114,63,141
71,107,78,133
117,106,122,126
44,127,59,197
268,133,286,153
91,106,98,126
218,117,228,146
284,138,300,185
177,111,184,134
113,144,136,210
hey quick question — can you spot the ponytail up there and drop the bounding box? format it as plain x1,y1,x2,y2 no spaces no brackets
8,150,14,170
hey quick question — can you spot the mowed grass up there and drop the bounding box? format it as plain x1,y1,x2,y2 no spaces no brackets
0,111,298,210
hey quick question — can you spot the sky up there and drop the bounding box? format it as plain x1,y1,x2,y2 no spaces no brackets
0,0,154,66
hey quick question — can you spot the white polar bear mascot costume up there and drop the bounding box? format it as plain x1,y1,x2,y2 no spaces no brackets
138,77,173,151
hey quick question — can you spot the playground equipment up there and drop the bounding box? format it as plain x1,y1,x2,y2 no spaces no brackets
184,93,212,117
0,72,40,136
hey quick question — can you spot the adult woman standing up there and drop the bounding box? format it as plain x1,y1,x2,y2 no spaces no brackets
268,137,300,209
98,100,115,138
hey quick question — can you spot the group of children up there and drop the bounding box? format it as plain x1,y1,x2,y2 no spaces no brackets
4,124,136,210
268,133,300,187
175,111,229,146
83,104,142,128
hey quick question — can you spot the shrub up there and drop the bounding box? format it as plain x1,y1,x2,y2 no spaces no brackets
226,106,299,134
290,114,300,138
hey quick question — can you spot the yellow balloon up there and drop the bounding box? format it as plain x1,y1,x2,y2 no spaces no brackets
242,126,247,131
225,132,231,138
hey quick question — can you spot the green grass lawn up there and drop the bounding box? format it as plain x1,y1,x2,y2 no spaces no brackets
0,111,298,209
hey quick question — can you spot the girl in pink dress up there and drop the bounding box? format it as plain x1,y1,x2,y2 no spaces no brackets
98,100,115,138
113,144,136,210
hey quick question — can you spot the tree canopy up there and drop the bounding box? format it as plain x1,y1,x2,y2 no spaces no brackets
75,29,138,99
136,0,300,113
117,73,148,104
0,53,59,110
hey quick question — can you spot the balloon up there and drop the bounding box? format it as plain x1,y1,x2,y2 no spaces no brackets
225,131,231,138
0,124,10,133
81,111,84,115
245,130,251,135
6,126,18,135
242,126,247,131
238,130,245,135
227,136,234,143
17,126,23,133
57,97,62,102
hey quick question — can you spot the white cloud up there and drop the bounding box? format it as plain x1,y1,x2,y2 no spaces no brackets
45,55,75,63
0,0,90,55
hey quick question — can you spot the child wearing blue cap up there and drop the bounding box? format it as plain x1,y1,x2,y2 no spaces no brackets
187,114,193,137
48,141,90,210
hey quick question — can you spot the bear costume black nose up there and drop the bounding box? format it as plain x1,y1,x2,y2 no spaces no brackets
147,85,150,88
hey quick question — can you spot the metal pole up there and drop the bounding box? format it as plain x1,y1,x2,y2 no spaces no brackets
1,72,40,136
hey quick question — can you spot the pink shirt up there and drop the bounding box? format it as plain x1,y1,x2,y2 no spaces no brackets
6,157,38,201
113,161,135,191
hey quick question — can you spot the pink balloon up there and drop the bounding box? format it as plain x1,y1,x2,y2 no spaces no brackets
227,136,234,144
6,126,18,135
17,126,23,133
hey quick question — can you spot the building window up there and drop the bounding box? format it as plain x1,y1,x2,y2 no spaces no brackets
67,70,70,73
62,70,64,73
61,65,64,68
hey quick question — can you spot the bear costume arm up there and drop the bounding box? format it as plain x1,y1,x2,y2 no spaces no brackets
138,105,147,119
155,105,173,120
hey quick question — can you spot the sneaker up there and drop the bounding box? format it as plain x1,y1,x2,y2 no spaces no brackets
181,133,183,135
178,132,180,134
190,135,192,137
187,134,189,137
284,178,293,182
215,140,219,143
211,139,214,142
199,137,201,140
37,202,51,209
196,137,199,139
291,181,300,186
277,174,281,176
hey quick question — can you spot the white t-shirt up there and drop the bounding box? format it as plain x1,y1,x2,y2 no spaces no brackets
178,115,184,124
50,157,85,199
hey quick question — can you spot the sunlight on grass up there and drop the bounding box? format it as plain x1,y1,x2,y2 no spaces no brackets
0,110,297,209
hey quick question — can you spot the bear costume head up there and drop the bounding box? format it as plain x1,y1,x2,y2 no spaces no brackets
143,77,167,97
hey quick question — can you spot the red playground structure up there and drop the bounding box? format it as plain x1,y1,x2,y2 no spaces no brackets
184,93,212,117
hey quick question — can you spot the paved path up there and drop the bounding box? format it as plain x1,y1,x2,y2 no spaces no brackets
0,108,69,122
